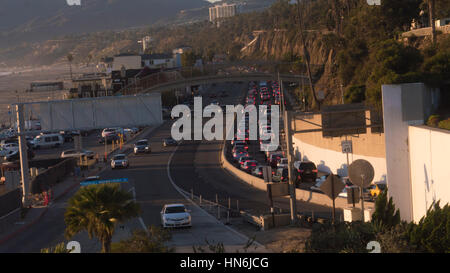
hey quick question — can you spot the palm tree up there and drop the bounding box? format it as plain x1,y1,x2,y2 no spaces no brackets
67,54,74,80
427,0,436,44
64,184,141,253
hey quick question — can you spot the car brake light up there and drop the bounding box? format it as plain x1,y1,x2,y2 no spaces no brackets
313,170,318,173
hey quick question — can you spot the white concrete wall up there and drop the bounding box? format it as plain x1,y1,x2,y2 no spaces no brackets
409,125,450,223
292,137,387,183
382,83,426,222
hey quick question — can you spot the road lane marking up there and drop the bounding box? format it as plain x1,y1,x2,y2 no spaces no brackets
128,187,149,235
166,141,264,249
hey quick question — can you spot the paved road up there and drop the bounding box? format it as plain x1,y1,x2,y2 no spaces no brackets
0,82,263,253
173,82,340,219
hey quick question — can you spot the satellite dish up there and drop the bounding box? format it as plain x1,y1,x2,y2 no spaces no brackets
348,159,374,188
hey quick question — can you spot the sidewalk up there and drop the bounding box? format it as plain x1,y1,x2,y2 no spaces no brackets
0,125,159,249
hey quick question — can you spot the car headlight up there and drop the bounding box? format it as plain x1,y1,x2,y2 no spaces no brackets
145,147,149,150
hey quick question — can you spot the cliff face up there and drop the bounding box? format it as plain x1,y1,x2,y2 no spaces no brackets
241,30,341,104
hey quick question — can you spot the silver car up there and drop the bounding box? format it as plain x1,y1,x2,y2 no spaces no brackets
160,204,192,228
111,154,129,169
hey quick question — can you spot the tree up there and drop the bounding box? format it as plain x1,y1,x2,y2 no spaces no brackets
408,201,450,253
111,226,173,253
428,0,437,44
67,54,74,80
41,242,72,253
64,184,141,253
371,189,401,231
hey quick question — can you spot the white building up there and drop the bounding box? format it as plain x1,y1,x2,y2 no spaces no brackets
141,54,175,69
209,3,237,25
435,18,450,27
112,53,176,71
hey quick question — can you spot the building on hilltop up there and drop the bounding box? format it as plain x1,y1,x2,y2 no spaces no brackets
209,3,237,26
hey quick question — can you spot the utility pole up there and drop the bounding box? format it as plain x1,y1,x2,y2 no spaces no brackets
16,104,31,207
296,0,320,110
279,72,297,225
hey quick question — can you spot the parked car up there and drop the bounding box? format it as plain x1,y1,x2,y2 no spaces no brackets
32,133,64,149
111,154,129,169
134,139,151,154
1,143,19,152
160,204,192,228
293,161,318,183
102,127,123,138
163,137,177,147
60,149,94,159
98,133,120,144
4,149,35,162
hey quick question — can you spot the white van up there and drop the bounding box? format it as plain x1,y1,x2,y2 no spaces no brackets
32,133,64,149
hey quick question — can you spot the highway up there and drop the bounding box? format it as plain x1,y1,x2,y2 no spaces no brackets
0,81,340,253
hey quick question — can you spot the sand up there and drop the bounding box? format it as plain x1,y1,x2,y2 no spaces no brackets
0,64,91,126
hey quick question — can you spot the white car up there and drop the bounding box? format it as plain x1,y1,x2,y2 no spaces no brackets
160,204,192,228
102,127,123,138
111,154,129,169
60,149,94,159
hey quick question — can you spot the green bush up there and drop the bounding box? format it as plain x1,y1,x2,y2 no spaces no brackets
407,202,450,253
371,189,401,231
344,85,366,104
304,221,376,253
426,114,441,127
438,119,450,130
111,226,173,253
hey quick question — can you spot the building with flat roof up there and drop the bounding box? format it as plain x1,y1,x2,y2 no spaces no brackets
209,3,237,26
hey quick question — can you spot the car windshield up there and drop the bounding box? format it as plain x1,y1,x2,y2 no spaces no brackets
137,141,148,146
301,162,316,169
165,206,186,214
114,155,125,160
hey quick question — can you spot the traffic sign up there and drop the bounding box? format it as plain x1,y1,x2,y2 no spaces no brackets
262,166,272,182
348,159,374,188
80,178,129,186
320,174,345,200
341,140,352,154
267,182,289,198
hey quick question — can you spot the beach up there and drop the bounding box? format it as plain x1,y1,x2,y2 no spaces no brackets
0,64,90,126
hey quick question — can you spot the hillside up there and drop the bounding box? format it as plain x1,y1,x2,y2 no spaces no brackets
0,0,209,48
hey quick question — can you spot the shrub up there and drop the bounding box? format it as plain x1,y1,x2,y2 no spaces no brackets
344,85,366,104
426,114,441,127
371,189,401,231
111,226,173,253
304,221,376,253
407,202,450,253
438,118,450,130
